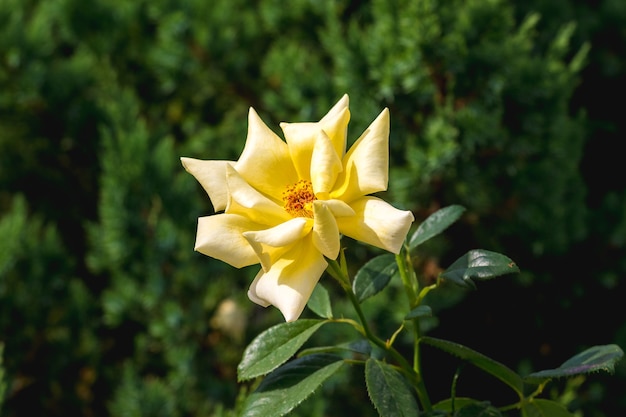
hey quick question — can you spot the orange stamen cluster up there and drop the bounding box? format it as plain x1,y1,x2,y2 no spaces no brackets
283,180,316,218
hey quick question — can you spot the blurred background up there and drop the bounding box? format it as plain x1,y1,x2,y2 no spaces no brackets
1,0,625,416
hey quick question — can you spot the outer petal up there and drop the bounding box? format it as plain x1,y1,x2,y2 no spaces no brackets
225,165,291,225
195,214,263,268
312,201,341,259
310,130,343,198
235,108,299,200
280,96,350,180
318,94,350,157
242,218,312,272
330,108,390,203
337,196,414,254
247,235,328,322
321,94,349,130
181,158,233,211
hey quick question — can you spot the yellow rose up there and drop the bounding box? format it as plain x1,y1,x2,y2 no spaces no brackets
182,95,414,321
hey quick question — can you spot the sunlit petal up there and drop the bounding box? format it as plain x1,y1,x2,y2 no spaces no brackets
247,275,271,307
225,165,291,225
280,96,350,180
323,199,356,217
247,236,328,322
195,214,262,268
330,108,390,203
235,108,299,200
337,196,414,254
312,201,340,259
318,94,350,157
181,158,233,212
310,130,343,198
321,94,349,126
243,218,312,271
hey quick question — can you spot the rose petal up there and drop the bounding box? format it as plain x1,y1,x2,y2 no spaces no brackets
195,214,263,268
322,199,356,217
243,218,312,271
312,201,341,259
180,158,233,212
247,235,328,322
318,94,350,157
280,96,350,180
225,165,291,225
337,196,414,254
235,108,299,200
330,108,390,203
310,130,343,198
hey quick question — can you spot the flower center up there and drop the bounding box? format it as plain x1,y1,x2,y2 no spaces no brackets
282,180,316,218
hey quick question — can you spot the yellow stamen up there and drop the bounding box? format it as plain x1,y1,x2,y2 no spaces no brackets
283,180,316,218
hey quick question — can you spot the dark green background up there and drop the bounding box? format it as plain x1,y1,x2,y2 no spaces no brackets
1,0,624,416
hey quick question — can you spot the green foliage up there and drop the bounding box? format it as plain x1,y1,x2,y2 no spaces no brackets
524,345,624,384
306,284,333,319
365,358,419,417
238,319,328,381
0,195,97,413
240,354,344,417
409,205,467,250
109,364,180,417
406,306,433,320
431,399,503,416
353,254,398,302
440,249,520,288
520,399,574,417
422,336,525,396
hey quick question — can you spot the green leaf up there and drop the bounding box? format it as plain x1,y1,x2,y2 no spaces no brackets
440,250,519,288
238,319,327,381
241,354,344,417
521,399,575,417
353,254,397,302
365,358,419,417
405,305,433,320
433,397,480,412
409,205,466,250
421,337,524,395
299,339,372,359
455,402,502,417
307,283,333,318
524,344,624,384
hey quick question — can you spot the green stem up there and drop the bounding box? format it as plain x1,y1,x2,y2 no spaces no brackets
411,317,431,411
327,259,409,366
346,289,413,372
395,251,418,307
328,257,432,411
326,257,351,291
395,247,432,411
